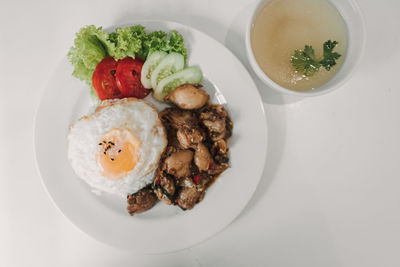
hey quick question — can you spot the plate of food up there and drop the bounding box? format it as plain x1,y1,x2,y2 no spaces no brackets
34,20,267,252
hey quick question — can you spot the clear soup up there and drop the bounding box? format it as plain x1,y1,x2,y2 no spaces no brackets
250,0,348,91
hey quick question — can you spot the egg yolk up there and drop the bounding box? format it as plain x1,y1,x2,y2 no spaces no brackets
97,128,141,180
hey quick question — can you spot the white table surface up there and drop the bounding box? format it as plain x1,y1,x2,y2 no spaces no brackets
1,0,399,266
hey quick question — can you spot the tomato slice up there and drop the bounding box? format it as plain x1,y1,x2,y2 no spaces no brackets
92,57,123,100
116,57,151,99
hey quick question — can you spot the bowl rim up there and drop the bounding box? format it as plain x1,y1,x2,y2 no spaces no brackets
245,0,366,97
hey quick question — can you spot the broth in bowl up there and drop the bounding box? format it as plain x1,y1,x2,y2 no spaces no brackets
250,0,348,91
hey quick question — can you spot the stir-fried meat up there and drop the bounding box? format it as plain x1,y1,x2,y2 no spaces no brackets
200,105,228,120
212,139,229,164
213,139,227,154
131,102,233,214
194,143,213,172
160,175,175,195
166,84,210,110
202,117,226,133
199,105,230,141
153,174,175,205
160,108,197,129
155,103,232,210
215,105,228,117
163,149,193,178
176,177,205,210
176,126,203,149
127,187,158,215
154,189,172,205
225,116,233,140
208,162,229,176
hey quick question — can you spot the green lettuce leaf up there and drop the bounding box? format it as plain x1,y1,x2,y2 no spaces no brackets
67,25,111,85
141,30,187,61
111,25,147,60
167,30,187,60
140,31,168,59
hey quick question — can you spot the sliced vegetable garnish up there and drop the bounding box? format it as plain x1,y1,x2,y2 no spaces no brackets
68,25,187,99
116,57,151,99
92,57,123,100
150,53,185,89
141,51,168,89
154,66,203,101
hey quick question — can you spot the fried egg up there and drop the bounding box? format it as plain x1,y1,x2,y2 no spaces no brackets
67,98,167,197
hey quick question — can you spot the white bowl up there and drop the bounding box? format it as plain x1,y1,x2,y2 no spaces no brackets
245,0,366,97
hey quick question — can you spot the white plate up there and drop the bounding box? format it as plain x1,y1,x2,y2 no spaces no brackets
34,21,267,253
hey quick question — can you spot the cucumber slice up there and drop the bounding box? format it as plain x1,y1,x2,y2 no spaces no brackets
150,53,185,89
141,51,167,89
154,66,203,101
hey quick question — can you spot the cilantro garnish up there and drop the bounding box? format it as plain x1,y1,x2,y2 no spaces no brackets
290,40,341,77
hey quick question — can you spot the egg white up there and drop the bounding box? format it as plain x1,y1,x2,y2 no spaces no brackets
67,98,167,197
